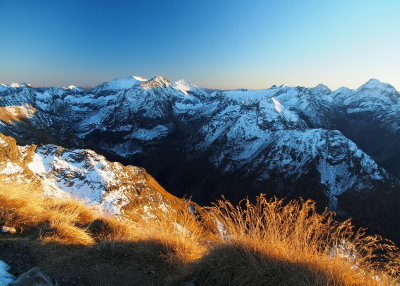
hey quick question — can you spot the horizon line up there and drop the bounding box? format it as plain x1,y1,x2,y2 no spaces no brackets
0,76,398,93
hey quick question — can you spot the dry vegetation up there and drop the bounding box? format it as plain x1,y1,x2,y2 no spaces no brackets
1,184,400,285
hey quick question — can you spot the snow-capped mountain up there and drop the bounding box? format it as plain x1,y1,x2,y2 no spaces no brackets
1,75,400,239
93,75,148,92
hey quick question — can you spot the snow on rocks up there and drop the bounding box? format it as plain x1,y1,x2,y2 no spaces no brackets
26,145,139,214
0,133,182,218
0,162,24,175
140,75,172,90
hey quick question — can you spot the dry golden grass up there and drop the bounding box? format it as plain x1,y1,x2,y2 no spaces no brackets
1,183,400,285
175,195,400,286
0,183,102,245
131,194,210,263
0,183,45,229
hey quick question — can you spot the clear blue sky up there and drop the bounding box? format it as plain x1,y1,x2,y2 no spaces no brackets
0,0,399,90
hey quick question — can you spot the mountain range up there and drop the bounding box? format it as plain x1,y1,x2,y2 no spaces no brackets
1,75,400,241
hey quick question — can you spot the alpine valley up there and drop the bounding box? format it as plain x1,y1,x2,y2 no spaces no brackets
1,75,400,241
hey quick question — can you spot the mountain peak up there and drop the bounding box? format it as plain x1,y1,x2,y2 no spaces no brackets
358,78,392,90
174,79,193,87
62,85,81,91
153,74,171,84
312,84,331,95
5,82,32,88
94,75,147,91
140,75,172,90
132,75,148,82
173,79,200,95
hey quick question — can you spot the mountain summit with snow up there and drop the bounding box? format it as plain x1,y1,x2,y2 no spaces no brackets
93,75,148,91
173,79,205,95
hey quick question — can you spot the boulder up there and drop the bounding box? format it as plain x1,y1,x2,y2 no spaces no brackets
10,267,54,286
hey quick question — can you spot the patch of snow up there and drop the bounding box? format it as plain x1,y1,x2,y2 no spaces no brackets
8,83,22,88
0,138,7,147
127,125,169,141
173,79,204,95
0,260,14,286
27,153,47,174
0,162,24,175
173,101,206,115
216,220,229,240
174,222,190,234
142,205,157,218
272,97,283,112
132,75,147,82
101,189,130,215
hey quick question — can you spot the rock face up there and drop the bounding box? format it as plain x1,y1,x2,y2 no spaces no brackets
1,75,400,239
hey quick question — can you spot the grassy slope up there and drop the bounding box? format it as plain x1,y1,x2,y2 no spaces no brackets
1,183,400,286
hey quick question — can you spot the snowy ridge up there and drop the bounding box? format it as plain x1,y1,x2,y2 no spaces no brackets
93,75,147,91
8,83,31,88
0,133,183,217
173,79,206,95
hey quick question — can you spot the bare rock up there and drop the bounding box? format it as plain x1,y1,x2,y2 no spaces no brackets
10,267,54,286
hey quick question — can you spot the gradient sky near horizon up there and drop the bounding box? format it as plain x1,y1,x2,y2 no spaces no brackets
0,0,399,90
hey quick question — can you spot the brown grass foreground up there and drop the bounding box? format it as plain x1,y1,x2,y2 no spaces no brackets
0,184,400,285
